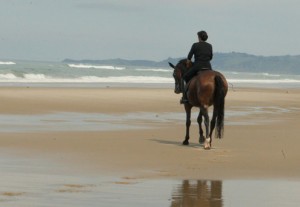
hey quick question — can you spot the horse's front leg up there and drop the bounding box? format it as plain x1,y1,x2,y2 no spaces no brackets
197,109,205,144
183,104,192,145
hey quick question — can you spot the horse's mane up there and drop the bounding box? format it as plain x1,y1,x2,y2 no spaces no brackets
177,59,193,71
177,59,188,65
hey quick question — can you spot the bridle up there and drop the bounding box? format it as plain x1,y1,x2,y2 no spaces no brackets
169,59,192,94
173,62,188,94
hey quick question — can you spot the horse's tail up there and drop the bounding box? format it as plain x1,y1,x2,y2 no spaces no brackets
214,75,226,138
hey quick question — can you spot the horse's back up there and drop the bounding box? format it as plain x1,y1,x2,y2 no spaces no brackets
198,70,228,94
188,70,227,107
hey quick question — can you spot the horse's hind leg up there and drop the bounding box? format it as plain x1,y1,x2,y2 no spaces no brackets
197,109,206,144
203,108,210,139
209,109,217,139
183,105,192,145
205,109,217,150
203,108,212,150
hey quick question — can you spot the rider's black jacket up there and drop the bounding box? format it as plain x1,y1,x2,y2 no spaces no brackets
187,41,213,69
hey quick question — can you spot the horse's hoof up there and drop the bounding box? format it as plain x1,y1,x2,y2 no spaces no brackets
182,141,189,145
204,145,211,150
204,138,211,150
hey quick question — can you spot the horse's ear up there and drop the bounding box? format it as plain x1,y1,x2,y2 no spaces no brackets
168,62,175,69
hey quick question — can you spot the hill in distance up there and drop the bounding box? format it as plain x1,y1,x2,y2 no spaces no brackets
63,52,300,75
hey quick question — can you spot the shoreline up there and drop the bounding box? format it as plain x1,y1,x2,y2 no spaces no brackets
0,86,300,181
0,80,300,89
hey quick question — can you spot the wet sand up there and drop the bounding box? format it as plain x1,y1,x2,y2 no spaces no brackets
0,87,300,181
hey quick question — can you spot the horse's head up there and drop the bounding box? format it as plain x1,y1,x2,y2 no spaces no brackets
168,59,192,94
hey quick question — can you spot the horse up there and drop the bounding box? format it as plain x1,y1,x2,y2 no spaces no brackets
168,59,228,149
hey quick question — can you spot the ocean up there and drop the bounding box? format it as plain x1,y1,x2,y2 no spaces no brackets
1,60,300,88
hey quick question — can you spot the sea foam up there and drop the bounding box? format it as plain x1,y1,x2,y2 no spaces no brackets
0,74,173,83
68,64,125,70
135,68,170,72
0,73,18,79
228,79,300,83
79,76,173,83
23,74,47,80
0,61,16,65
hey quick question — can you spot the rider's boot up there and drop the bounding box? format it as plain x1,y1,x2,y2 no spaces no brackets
180,80,189,104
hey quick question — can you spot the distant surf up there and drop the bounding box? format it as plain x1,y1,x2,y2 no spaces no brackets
0,60,299,88
135,68,170,72
0,61,16,65
228,78,300,84
0,74,173,83
68,64,125,70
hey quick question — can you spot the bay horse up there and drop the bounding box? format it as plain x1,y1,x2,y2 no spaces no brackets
169,59,228,149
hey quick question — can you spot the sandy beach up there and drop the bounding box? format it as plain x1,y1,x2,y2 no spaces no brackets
1,86,300,206
0,86,299,182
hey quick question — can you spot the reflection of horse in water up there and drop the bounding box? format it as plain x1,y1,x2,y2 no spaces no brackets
171,180,223,207
169,59,228,149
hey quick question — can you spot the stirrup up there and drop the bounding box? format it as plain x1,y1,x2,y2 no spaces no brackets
180,79,189,104
180,97,189,104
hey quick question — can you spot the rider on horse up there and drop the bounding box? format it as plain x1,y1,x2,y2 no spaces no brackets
181,31,213,104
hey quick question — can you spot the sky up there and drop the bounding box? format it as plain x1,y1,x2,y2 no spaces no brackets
0,0,299,61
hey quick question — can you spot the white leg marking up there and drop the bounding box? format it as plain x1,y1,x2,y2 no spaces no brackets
204,138,211,150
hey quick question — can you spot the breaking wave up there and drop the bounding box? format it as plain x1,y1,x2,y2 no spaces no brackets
0,61,16,65
0,73,173,83
228,79,300,84
135,68,170,72
68,64,125,70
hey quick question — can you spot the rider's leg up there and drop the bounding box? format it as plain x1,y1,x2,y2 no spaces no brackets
180,79,188,104
180,64,200,104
